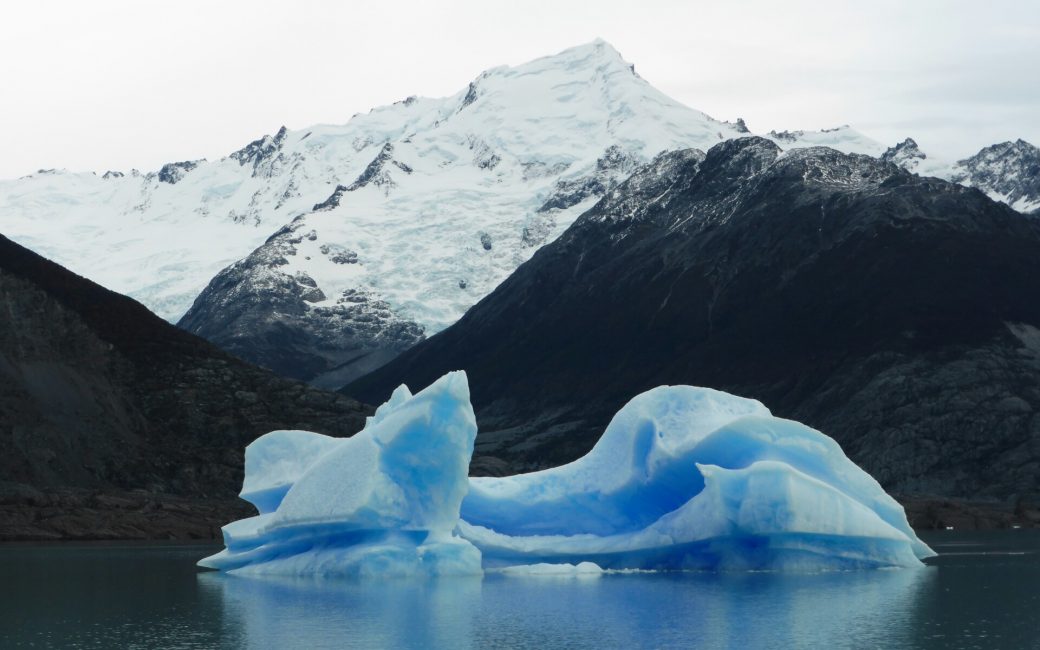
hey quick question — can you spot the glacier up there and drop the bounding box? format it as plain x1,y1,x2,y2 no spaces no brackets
199,372,935,576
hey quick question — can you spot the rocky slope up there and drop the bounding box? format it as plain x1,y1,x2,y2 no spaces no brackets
175,213,426,388
347,137,1040,506
0,234,369,540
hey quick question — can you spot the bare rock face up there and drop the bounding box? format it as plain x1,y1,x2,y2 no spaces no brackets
347,137,1040,504
230,125,288,174
157,159,203,184
0,234,371,540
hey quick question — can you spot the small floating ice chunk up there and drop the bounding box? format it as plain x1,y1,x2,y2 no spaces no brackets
498,562,604,577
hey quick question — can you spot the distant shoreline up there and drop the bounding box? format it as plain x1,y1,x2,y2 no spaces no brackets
1,489,1036,542
898,495,1039,532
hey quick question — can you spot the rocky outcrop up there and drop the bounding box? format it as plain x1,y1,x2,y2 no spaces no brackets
346,142,408,193
347,138,1040,504
230,125,289,168
157,159,203,184
537,145,643,213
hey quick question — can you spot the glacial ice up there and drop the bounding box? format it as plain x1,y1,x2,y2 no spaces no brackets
496,562,605,577
198,372,482,577
200,373,934,576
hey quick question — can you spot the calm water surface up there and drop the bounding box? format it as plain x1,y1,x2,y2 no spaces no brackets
1,531,1038,649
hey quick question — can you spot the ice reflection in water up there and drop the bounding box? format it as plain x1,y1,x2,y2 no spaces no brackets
3,533,1037,650
198,567,933,650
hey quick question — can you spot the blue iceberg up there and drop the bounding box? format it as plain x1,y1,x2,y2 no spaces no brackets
200,372,934,575
199,372,482,577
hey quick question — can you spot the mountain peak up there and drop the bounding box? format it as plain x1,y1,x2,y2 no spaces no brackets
582,38,625,59
452,40,639,122
953,138,1040,212
550,38,625,61
504,39,634,80
964,138,1039,162
881,137,926,171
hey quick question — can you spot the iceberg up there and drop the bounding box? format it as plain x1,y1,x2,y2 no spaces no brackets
199,372,482,577
200,372,934,576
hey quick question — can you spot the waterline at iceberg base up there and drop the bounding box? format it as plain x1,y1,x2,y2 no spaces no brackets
198,372,934,576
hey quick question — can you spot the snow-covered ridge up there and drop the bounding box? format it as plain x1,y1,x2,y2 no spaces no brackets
949,139,1040,213
1,40,886,327
879,137,1040,213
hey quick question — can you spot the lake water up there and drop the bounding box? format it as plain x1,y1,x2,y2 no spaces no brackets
1,531,1037,649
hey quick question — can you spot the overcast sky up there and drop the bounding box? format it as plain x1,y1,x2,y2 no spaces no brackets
2,0,1037,179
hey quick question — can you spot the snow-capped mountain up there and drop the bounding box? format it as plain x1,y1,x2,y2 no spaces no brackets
949,139,1040,214
0,41,880,329
880,137,928,172
879,137,1040,213
171,41,889,386
4,39,1035,388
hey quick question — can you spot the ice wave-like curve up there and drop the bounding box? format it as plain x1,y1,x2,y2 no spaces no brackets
199,373,934,576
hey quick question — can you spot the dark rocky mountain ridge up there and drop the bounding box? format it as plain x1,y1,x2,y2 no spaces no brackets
346,137,1040,511
0,234,370,540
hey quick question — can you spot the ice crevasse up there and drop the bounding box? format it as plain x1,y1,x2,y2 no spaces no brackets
199,371,935,576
